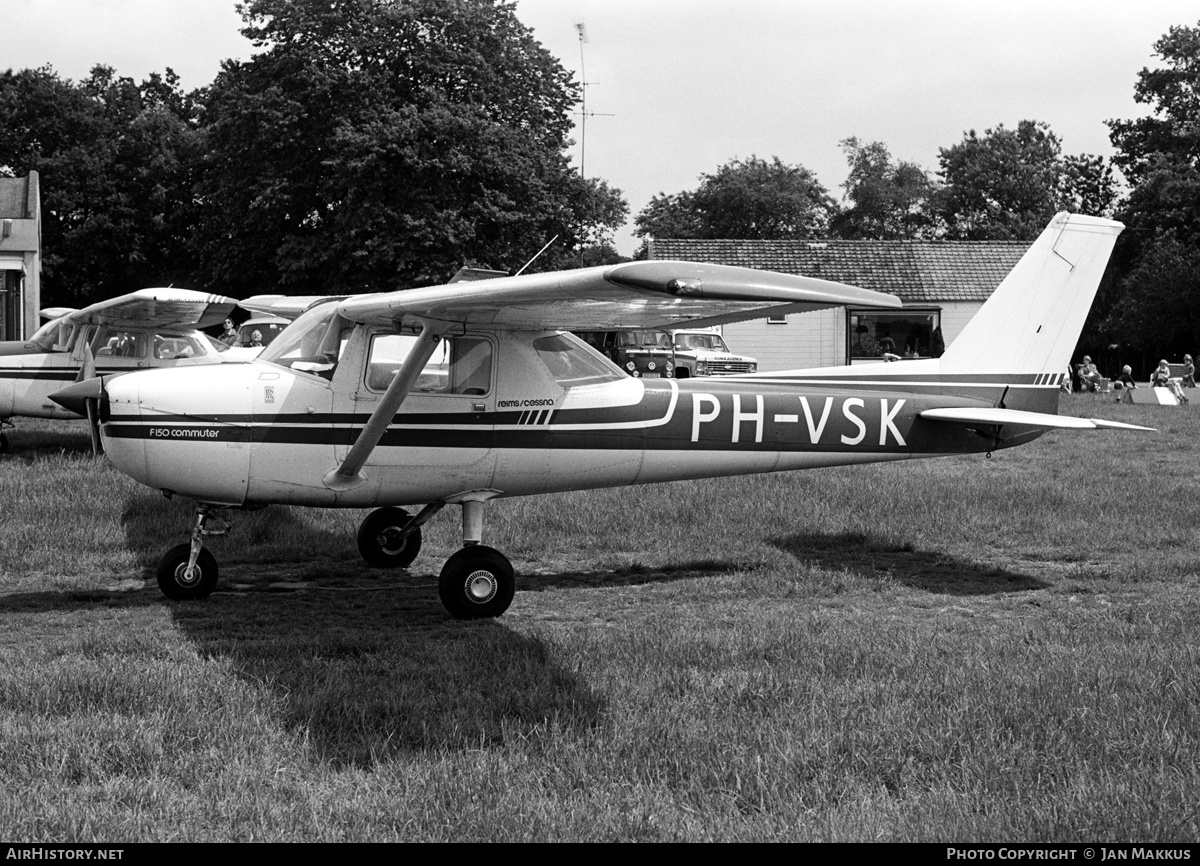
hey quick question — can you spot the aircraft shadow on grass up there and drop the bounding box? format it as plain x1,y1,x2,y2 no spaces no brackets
517,559,743,593
0,556,609,771
114,492,607,767
771,531,1049,596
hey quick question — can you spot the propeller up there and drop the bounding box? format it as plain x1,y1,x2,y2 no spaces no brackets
49,376,108,456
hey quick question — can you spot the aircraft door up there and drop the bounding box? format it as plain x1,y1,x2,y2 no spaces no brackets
338,330,497,493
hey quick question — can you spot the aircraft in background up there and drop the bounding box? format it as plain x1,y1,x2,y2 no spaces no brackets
0,288,239,453
53,213,1149,617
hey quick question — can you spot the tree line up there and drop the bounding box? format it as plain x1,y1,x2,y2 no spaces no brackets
0,1,1197,364
637,22,1199,367
0,0,629,307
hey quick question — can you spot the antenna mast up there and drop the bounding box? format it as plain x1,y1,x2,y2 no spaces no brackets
575,22,589,178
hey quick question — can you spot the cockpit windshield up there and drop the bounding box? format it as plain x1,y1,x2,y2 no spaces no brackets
28,316,74,352
258,303,348,378
618,330,672,349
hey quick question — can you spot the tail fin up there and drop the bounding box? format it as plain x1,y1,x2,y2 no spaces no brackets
938,213,1123,376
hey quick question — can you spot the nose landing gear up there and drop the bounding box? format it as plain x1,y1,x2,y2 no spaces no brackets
156,504,228,600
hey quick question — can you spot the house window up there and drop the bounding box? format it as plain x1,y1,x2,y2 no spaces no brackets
848,309,941,361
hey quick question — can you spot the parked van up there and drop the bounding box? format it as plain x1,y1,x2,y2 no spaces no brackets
574,329,676,378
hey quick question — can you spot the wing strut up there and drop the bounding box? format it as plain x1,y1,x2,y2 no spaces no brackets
323,321,447,491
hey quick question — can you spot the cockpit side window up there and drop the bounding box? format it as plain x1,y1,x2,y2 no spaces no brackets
94,328,148,359
366,334,493,395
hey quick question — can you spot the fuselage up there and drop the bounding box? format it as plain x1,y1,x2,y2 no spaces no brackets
0,325,232,420
97,323,1055,509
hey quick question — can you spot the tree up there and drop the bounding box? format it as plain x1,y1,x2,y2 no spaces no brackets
1108,23,1200,187
936,120,1068,240
830,137,937,239
193,0,626,295
0,65,201,306
1102,234,1200,357
1108,22,1200,250
634,155,834,243
1091,22,1200,360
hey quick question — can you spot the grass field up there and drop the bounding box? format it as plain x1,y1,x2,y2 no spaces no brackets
1,394,1198,842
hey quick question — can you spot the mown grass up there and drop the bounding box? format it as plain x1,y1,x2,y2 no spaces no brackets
0,395,1197,841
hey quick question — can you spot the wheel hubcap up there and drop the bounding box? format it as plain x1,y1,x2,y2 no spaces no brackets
174,563,202,588
377,527,405,555
464,569,498,604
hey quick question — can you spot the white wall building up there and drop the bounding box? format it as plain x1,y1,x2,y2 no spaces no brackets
0,172,41,342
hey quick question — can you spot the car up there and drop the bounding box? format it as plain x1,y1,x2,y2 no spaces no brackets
236,316,289,349
574,329,677,378
669,329,757,377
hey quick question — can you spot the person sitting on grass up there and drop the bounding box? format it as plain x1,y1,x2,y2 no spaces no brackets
1077,355,1102,392
1151,359,1189,404
1113,365,1137,402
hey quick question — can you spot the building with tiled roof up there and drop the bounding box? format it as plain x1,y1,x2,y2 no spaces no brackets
648,237,1030,371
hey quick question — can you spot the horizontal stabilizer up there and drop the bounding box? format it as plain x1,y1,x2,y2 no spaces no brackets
920,407,1154,432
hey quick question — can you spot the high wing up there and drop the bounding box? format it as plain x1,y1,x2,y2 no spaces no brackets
921,407,1154,432
332,261,902,330
64,288,238,331
239,295,349,320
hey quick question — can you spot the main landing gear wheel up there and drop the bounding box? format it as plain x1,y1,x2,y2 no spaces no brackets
357,506,423,568
438,545,515,619
156,542,219,601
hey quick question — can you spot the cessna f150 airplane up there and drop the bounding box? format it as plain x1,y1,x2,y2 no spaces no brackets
0,288,239,453
52,213,1148,618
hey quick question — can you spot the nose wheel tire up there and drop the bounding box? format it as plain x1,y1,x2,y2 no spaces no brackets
156,543,219,600
438,546,515,619
357,507,423,568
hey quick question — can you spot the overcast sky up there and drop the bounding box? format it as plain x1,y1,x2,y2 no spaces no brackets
7,0,1199,254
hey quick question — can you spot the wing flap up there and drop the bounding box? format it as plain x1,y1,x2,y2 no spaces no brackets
921,407,1155,432
334,261,901,330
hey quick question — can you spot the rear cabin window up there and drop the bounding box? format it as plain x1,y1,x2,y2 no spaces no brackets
533,333,625,387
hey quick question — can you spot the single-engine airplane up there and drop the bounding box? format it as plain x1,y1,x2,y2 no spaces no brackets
53,213,1149,617
1,288,240,453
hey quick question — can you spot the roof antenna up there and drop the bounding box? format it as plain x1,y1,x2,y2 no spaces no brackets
514,235,559,276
